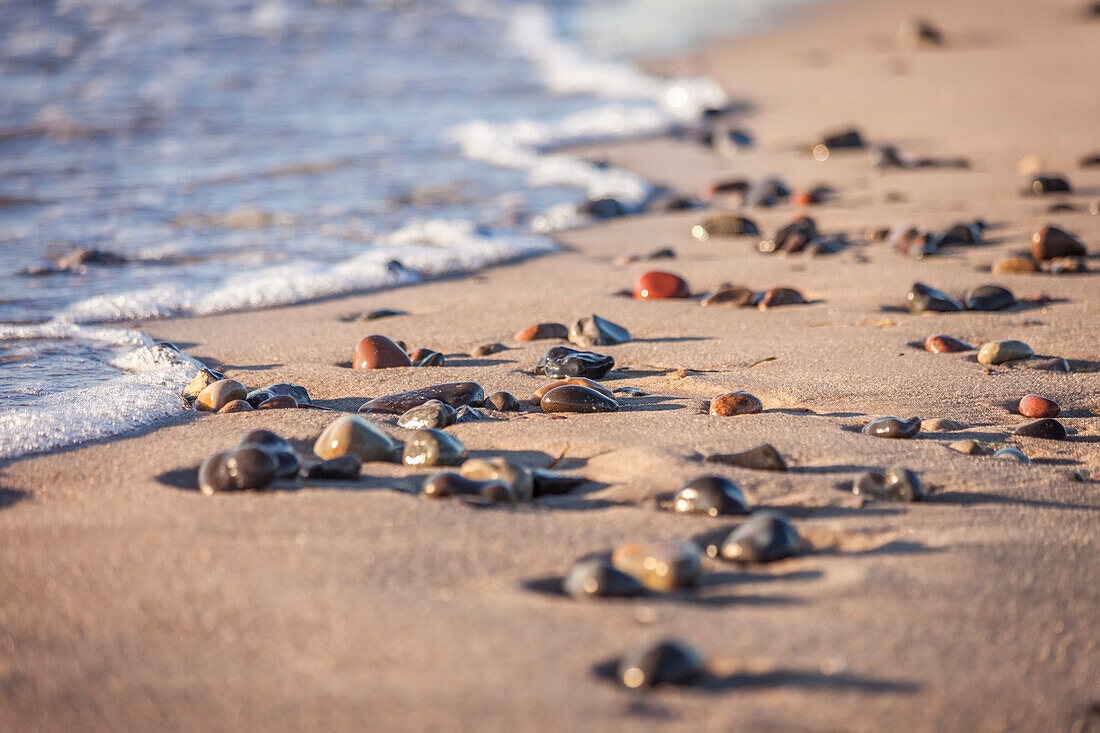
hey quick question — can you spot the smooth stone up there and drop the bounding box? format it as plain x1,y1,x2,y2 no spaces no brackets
306,455,361,480
924,335,972,353
459,458,534,502
530,468,588,497
244,389,274,407
1028,176,1071,195
258,395,298,410
922,418,966,432
617,639,704,689
484,391,520,412
992,256,1039,274
977,340,1033,365
358,382,485,414
950,439,989,455
853,467,925,502
1013,418,1068,440
611,540,701,591
262,383,310,403
705,443,787,471
402,428,468,467
397,400,457,429
568,314,631,347
1031,225,1086,260
195,379,248,412
964,284,1016,311
717,511,800,563
198,447,278,495
353,335,413,369
238,429,300,479
1027,357,1069,372
937,222,982,247
757,287,806,310
514,323,568,341
862,416,921,439
701,287,756,307
672,476,749,517
535,346,614,380
183,368,224,400
633,271,690,300
907,282,963,313
993,447,1029,463
709,391,763,417
580,197,628,219
562,557,645,600
541,385,619,414
696,214,758,238
313,415,398,462
472,342,506,357
411,349,445,367
1019,394,1060,418
744,178,790,207
532,378,614,403
218,400,253,414
421,471,513,502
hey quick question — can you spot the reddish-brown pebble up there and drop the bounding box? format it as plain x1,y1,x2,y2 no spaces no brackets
757,287,805,310
258,395,298,410
991,256,1038,274
924,335,972,353
633,271,690,300
709,391,764,416
1018,394,1060,418
353,335,413,369
514,323,569,341
1031,225,1086,260
218,399,254,414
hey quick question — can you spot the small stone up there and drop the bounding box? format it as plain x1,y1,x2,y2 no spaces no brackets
410,348,445,367
514,323,569,341
262,383,310,403
977,340,1033,365
853,467,925,502
258,395,298,410
421,471,513,502
540,385,619,414
244,389,274,408
532,378,614,403
486,391,521,412
313,415,398,462
744,178,790,207
950,439,988,455
817,128,865,151
1027,357,1069,372
568,314,631,347
1032,225,1086,260
611,540,701,591
1027,176,1071,195
863,417,921,439
562,557,645,600
1013,418,1068,441
198,447,278,496
362,308,406,321
695,214,759,238
402,429,468,467
709,391,763,416
907,282,963,313
459,458,534,502
359,383,485,414
1019,394,1060,418
757,287,806,310
938,222,982,247
453,405,488,424
705,443,787,471
353,335,413,369
922,418,966,432
183,368,224,400
307,455,362,480
580,197,628,219
924,335,973,353
717,511,800,562
702,178,750,199
964,285,1016,311
530,468,588,497
992,447,1029,463
535,346,614,380
218,399,253,414
397,400,457,429
195,379,248,412
472,343,507,357
633,271,690,300
238,429,300,479
992,257,1039,274
672,476,749,517
647,247,675,260
701,287,756,307
617,639,704,689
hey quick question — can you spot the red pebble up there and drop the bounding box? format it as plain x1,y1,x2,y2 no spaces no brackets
633,271,690,300
1018,394,1060,418
514,323,569,341
710,391,764,416
924,335,972,353
353,335,413,369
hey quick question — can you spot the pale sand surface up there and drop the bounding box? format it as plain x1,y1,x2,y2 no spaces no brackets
2,0,1099,730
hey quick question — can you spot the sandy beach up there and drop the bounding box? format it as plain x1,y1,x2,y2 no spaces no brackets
2,0,1099,730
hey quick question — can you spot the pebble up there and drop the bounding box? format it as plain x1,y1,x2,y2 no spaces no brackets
863,416,921,439
992,256,1039,274
924,335,972,353
397,400,457,429
218,399,253,413
853,467,925,502
562,557,645,600
693,214,759,239
709,391,763,416
485,391,521,412
410,348,445,367
817,127,865,152
672,476,750,517
611,540,701,591
938,222,983,247
1014,418,1068,440
1032,225,1086,260
922,418,966,432
993,447,1029,463
198,447,278,495
716,511,800,562
758,287,806,310
907,282,963,313
313,415,398,462
977,340,1033,365
532,378,613,403
705,443,787,471
421,471,513,502
535,346,614,380
744,178,790,207
195,379,248,412
950,439,989,455
647,247,676,260
258,395,298,410
514,323,568,341
238,429,301,479
633,271,690,300
359,382,485,414
472,342,507,357
459,458,534,502
701,286,756,307
402,429,467,467
1027,176,1071,195
1019,394,1060,418
362,308,406,321
964,285,1016,311
580,197,628,219
568,314,631,347
264,383,310,403
183,368,224,400
354,335,413,369
306,455,362,480
617,639,704,689
541,385,619,414
244,389,274,408
530,468,588,497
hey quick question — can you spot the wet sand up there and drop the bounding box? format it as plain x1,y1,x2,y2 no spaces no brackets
2,0,1099,730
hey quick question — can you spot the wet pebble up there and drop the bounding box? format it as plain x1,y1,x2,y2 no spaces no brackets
195,379,248,412
359,382,485,414
486,391,521,412
863,416,921,439
535,346,614,380
541,385,619,414
472,342,507,357
716,511,800,563
459,458,534,502
705,443,787,471
907,282,963,313
1032,225,1086,260
514,323,568,341
313,415,398,462
532,378,613,403
977,340,1033,365
964,285,1016,311
1019,394,1060,418
218,399,253,414
993,447,1029,462
922,418,966,432
672,476,749,517
1013,418,1068,440
306,455,362,480
633,271,690,300
709,391,763,416
198,447,278,495
421,471,513,502
924,335,972,353
398,400,457,429
568,314,630,347
611,540,701,591
853,467,925,502
562,557,645,600
354,335,412,369
617,639,705,689
403,429,467,467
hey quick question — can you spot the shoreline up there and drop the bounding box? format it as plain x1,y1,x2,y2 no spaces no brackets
2,0,1099,730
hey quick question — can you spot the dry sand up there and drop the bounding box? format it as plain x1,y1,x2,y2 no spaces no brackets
2,0,1099,730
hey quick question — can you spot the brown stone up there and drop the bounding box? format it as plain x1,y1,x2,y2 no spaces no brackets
924,335,972,353
353,335,412,369
258,395,298,410
991,256,1038,274
710,391,763,416
701,286,756,307
218,399,253,414
514,323,568,341
633,271,690,300
757,287,805,310
1031,225,1086,260
532,378,613,404
1018,394,1060,418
